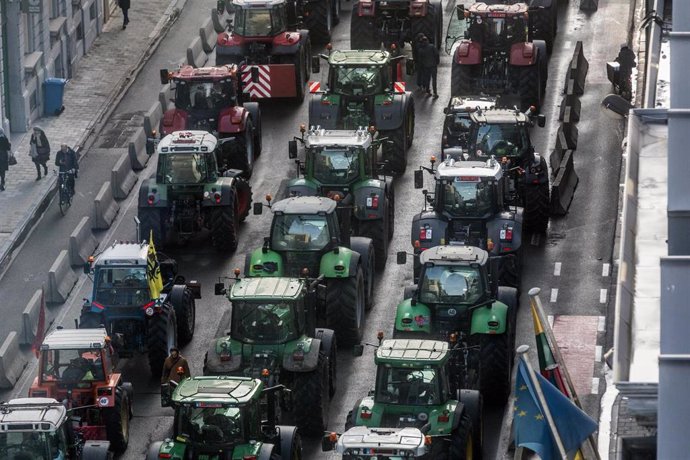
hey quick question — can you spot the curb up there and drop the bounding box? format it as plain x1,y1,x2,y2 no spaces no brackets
0,0,185,281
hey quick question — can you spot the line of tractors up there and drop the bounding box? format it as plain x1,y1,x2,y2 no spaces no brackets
1,1,563,458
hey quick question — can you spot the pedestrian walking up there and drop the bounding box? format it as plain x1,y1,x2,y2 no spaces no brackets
55,144,79,192
118,0,130,29
417,36,440,98
29,126,50,181
0,128,10,191
161,347,191,384
412,33,427,91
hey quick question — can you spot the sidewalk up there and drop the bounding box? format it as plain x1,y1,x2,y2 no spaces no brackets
0,0,183,276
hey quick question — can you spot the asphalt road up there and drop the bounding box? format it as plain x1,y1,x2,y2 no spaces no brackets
0,0,632,458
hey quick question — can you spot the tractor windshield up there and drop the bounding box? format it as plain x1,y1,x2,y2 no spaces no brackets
158,152,214,184
41,348,106,384
0,430,68,460
271,214,331,251
441,177,494,218
231,301,300,343
175,81,236,111
312,148,361,184
473,123,529,159
375,366,442,406
332,66,384,96
466,14,527,48
176,405,244,445
234,5,286,36
444,113,473,148
93,266,150,306
419,265,484,305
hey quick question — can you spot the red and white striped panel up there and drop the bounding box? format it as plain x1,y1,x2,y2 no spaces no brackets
309,81,321,93
393,81,406,93
240,65,272,99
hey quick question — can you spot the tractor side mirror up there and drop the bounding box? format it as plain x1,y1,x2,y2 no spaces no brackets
414,169,424,189
311,56,321,74
456,5,465,20
352,344,364,357
83,261,91,275
322,434,338,452
253,202,263,215
159,69,169,85
288,140,298,159
214,282,226,296
443,107,449,114
397,251,407,265
537,114,546,128
160,381,178,407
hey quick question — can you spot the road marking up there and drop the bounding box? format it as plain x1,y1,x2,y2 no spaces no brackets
530,233,541,246
547,315,554,328
550,288,558,303
595,345,602,362
598,316,606,332
554,262,562,276
602,263,611,277
552,316,599,398
600,289,608,304
592,377,600,394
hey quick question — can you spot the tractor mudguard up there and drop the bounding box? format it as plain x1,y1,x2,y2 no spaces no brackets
248,248,284,277
373,93,408,131
394,299,432,334
315,328,336,359
277,425,299,460
349,237,372,275
161,109,189,135
354,396,382,427
92,374,122,408
286,178,318,197
244,102,261,131
138,178,168,208
428,401,458,435
352,181,387,221
200,180,236,207
218,106,249,135
168,285,189,309
283,337,321,372
470,301,508,335
321,247,358,278
509,42,538,66
309,94,340,130
454,40,482,65
216,32,245,53
271,31,305,54
457,389,482,432
411,211,448,250
83,440,113,458
204,337,243,374
486,209,523,254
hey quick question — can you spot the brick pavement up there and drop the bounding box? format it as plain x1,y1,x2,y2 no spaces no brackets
0,0,179,273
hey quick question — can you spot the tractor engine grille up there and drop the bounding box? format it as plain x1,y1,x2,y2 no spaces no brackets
171,199,201,235
430,306,471,340
283,251,321,277
448,220,487,248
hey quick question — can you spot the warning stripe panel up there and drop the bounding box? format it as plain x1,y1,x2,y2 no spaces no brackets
239,64,297,98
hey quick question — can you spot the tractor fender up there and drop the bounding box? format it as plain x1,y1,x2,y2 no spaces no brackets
354,396,382,426
470,301,508,335
95,374,123,408
247,248,284,277
161,109,189,135
277,425,299,459
216,32,245,54
271,31,305,54
486,210,523,254
411,211,447,250
200,180,236,207
394,299,432,334
138,178,168,208
321,247,359,278
373,92,409,131
315,328,336,360
352,181,387,221
283,337,321,372
457,389,482,432
308,94,340,130
168,284,189,311
454,40,482,65
349,237,373,277
218,106,249,135
348,397,365,428
286,178,318,197
243,101,261,133
509,42,538,66
258,442,276,460
203,337,243,374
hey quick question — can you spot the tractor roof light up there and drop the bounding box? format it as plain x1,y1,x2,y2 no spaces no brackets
487,238,495,251
424,435,432,446
261,368,270,377
377,331,384,343
234,268,241,278
329,432,338,442
430,155,436,165
265,194,273,203
299,123,306,133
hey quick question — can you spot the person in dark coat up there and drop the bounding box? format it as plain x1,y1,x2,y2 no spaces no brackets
161,347,191,384
56,144,79,192
412,33,427,90
29,126,50,180
119,0,130,29
0,128,10,191
417,36,440,98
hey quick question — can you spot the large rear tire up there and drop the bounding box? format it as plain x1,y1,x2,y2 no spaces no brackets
517,64,543,112
225,118,255,178
451,61,478,97
102,386,130,454
350,5,379,49
325,268,366,346
529,3,556,53
139,208,165,248
449,412,475,460
147,304,177,379
478,331,511,405
304,0,332,44
359,217,389,271
169,287,195,346
410,2,442,50
292,353,329,436
381,127,407,178
523,180,550,234
210,203,239,252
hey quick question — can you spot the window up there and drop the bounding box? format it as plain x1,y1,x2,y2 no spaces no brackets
93,266,149,306
271,214,331,251
89,1,96,21
231,301,300,343
76,21,83,41
312,148,360,184
375,366,442,405
419,265,484,305
441,177,494,218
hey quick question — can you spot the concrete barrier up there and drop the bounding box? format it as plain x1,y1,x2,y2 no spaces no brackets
144,101,163,138
200,17,218,54
128,127,150,171
212,8,227,34
21,289,45,345
93,182,120,230
159,84,173,112
187,36,209,69
0,332,28,389
558,94,581,123
565,41,589,95
559,122,579,150
48,250,78,304
550,150,579,216
69,216,98,267
111,152,138,200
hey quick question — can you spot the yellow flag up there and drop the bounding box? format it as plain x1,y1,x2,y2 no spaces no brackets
147,230,164,300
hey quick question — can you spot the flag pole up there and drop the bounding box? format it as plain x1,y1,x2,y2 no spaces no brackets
517,345,568,460
528,288,601,460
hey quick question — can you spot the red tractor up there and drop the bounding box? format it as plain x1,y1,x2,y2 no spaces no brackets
29,328,133,455
160,65,262,177
449,3,548,111
216,0,312,101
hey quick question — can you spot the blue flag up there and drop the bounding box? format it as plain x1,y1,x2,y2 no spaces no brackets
513,358,598,459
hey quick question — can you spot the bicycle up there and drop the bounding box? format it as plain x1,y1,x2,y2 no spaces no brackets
56,169,75,215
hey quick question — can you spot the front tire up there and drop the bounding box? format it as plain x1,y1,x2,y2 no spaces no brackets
139,208,165,248
449,412,475,460
523,180,550,234
147,304,177,379
326,268,366,345
359,218,389,271
380,127,407,178
292,353,329,436
478,332,511,405
102,386,131,454
170,288,195,346
350,5,379,49
451,61,478,97
210,202,239,252
304,0,332,44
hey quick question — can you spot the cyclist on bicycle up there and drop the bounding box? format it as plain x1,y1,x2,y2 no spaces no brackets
55,144,79,192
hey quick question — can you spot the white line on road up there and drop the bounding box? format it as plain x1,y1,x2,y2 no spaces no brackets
595,346,603,362
600,289,608,304
598,316,606,332
592,377,600,394
547,315,554,328
602,263,611,277
550,288,558,303
554,262,562,276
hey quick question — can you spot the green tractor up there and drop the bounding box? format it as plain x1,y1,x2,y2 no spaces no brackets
309,49,415,177
204,276,337,436
395,245,517,404
346,338,482,459
149,376,302,459
250,196,375,345
286,125,394,269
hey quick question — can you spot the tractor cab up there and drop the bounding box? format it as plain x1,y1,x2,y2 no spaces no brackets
155,131,221,186
230,0,289,38
461,3,529,50
325,50,400,98
442,95,497,155
466,107,542,162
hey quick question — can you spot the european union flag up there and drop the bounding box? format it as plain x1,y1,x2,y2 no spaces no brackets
513,358,598,459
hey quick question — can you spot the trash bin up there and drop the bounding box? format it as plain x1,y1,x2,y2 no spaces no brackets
43,78,67,116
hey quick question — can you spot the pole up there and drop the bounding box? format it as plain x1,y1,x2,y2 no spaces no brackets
528,287,602,460
517,345,567,460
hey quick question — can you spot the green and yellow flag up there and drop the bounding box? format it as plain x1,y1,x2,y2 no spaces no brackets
147,230,164,300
